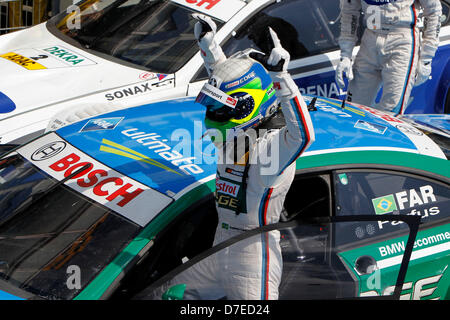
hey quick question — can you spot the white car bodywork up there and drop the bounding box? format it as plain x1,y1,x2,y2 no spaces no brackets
0,0,449,144
0,0,256,144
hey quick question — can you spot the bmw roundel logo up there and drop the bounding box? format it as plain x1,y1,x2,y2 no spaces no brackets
209,77,219,88
31,141,67,161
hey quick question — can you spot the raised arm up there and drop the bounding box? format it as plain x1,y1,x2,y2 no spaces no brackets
192,14,226,75
250,28,315,176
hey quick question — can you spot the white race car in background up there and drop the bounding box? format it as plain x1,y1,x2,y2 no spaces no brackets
1,0,450,146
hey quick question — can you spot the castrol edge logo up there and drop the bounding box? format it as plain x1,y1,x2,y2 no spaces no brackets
18,133,172,227
216,177,240,197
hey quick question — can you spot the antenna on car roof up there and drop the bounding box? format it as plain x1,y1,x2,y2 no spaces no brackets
307,97,317,112
341,97,346,109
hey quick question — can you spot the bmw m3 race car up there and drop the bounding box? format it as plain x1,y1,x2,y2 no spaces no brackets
0,95,448,300
1,0,450,146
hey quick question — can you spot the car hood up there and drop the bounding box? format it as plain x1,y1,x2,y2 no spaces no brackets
56,97,217,201
0,23,173,119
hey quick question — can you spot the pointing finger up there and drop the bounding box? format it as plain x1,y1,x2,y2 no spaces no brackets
268,27,281,48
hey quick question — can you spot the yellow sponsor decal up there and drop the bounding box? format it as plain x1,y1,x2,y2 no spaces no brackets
99,138,182,176
343,106,366,117
0,52,47,70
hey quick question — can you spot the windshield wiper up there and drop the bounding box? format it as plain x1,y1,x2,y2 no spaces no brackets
0,164,91,229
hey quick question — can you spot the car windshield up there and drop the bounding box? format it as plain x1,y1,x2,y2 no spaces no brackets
0,154,141,299
48,0,224,74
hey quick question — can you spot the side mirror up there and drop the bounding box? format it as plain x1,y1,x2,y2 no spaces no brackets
162,284,186,300
355,255,378,275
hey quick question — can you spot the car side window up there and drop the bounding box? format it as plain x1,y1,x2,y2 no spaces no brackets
222,0,342,60
333,170,450,245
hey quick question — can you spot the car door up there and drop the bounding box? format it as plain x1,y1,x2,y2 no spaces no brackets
332,169,450,299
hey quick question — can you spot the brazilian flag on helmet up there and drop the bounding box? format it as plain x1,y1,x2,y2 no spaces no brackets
195,53,277,143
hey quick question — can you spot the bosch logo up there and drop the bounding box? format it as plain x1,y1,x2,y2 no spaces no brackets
184,0,221,10
31,141,67,161
49,153,144,207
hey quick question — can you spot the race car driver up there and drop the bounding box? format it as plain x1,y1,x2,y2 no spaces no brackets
335,0,442,115
157,15,315,300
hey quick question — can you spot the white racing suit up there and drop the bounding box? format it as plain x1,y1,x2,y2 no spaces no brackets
339,0,442,114
169,73,315,300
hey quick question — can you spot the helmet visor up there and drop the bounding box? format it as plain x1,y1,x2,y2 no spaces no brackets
196,83,239,123
196,83,238,109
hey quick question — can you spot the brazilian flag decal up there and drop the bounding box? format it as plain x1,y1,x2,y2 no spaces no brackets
372,194,398,215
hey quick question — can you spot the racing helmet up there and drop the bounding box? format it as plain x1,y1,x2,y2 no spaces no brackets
195,52,277,143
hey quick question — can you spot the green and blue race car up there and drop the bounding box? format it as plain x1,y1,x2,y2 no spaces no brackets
0,95,448,300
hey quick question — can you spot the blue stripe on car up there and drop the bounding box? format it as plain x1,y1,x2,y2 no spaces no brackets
0,91,16,114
